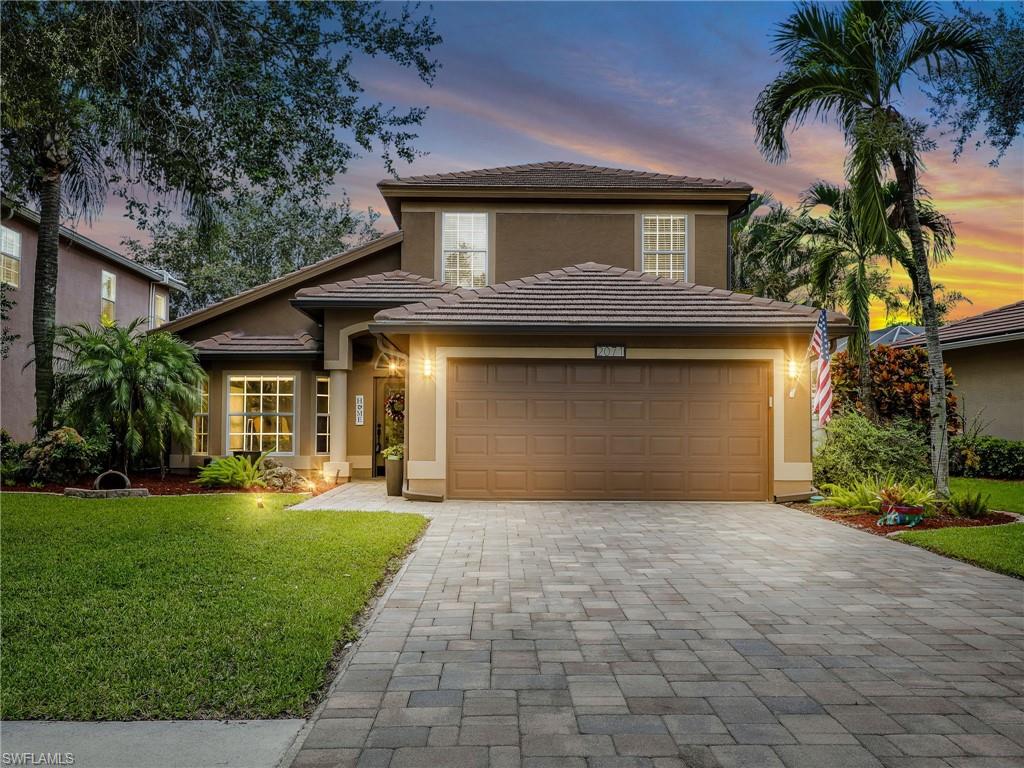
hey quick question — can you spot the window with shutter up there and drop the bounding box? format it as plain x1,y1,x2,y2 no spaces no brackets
641,215,687,279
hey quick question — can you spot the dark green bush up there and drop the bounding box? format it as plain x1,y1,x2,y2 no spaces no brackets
195,452,268,489
1,429,31,485
813,411,930,489
19,427,109,485
951,435,1024,479
946,491,992,519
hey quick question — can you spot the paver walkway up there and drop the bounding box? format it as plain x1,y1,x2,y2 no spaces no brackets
287,484,1024,768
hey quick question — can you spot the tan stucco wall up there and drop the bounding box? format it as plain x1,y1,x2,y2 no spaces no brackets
1,216,171,440
398,203,731,288
402,332,813,500
946,340,1024,440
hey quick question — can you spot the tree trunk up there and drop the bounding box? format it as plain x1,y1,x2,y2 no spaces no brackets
890,152,949,496
32,171,62,438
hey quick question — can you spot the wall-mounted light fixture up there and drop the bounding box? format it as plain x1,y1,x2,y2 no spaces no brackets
786,358,800,399
423,355,434,379
388,359,399,375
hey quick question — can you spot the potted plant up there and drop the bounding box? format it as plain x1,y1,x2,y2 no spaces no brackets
875,480,935,528
381,443,404,497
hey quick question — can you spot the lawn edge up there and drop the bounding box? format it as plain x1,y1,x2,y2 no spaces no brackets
276,512,431,767
894,522,1024,581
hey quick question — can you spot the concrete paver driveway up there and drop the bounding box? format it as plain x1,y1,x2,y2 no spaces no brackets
288,485,1024,768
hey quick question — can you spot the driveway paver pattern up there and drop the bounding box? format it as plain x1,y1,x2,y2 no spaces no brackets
288,484,1024,768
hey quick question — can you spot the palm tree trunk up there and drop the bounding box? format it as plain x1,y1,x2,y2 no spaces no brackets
32,171,62,438
890,153,949,495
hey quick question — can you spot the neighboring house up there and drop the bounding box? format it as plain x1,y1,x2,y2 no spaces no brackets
0,205,184,440
835,323,922,353
162,161,851,501
892,301,1024,440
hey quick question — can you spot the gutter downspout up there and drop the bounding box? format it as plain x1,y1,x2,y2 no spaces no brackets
726,195,754,291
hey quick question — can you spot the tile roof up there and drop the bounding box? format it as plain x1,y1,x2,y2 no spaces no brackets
373,262,849,333
379,161,751,191
891,300,1024,349
293,270,454,306
192,331,321,356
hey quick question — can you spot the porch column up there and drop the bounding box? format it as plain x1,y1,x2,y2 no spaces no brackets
323,369,349,482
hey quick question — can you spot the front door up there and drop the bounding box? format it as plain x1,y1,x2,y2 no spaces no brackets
373,377,405,477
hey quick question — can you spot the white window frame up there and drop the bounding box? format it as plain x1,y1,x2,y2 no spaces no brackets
315,375,330,455
193,377,209,455
641,214,688,280
441,212,489,287
153,292,169,328
1,225,21,288
100,270,117,323
226,374,297,456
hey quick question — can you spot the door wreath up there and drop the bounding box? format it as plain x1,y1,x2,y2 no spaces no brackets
384,390,405,423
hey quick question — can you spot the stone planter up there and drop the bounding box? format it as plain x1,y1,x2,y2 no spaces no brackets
385,457,404,497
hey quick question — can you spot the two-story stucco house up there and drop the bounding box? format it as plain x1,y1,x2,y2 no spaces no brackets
1,204,184,440
161,162,850,501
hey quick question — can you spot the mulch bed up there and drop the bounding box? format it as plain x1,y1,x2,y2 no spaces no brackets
788,502,1017,536
3,471,331,497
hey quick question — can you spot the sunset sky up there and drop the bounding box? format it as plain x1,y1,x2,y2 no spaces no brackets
82,1,1023,326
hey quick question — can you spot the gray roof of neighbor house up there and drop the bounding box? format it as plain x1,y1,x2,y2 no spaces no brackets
377,161,754,221
5,204,185,290
891,300,1024,350
293,270,453,308
372,262,851,335
192,330,322,357
836,324,923,352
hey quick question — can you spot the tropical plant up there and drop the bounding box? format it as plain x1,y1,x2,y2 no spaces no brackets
730,193,816,301
1,2,440,436
813,410,930,489
946,491,991,519
381,444,404,460
753,1,987,495
814,477,884,513
876,478,938,512
53,319,205,474
831,345,959,432
195,452,268,489
886,282,971,326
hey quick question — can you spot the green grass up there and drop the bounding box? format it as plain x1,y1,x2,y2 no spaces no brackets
0,492,426,720
949,477,1024,514
898,524,1024,578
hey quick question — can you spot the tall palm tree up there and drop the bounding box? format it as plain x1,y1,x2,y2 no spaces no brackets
731,193,815,301
53,319,204,474
753,1,986,494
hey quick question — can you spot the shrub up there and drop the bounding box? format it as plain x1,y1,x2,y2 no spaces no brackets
815,474,937,515
19,427,108,485
381,444,403,460
876,478,937,514
951,435,1024,479
813,411,930,489
196,452,268,489
946,491,991,519
832,345,960,434
0,429,30,484
814,477,883,513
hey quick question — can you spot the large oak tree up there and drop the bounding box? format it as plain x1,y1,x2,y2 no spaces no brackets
1,1,440,437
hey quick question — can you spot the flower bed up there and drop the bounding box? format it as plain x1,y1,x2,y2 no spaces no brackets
2,471,331,496
789,502,1016,536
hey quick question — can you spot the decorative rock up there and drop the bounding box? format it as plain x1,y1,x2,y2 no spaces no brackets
64,488,150,498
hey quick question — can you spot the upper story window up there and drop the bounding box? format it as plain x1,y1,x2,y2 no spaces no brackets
153,292,169,328
1,225,21,288
100,270,117,324
641,215,687,280
442,212,488,287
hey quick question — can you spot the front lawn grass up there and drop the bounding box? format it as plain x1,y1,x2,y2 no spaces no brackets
949,477,1024,514
898,523,1024,579
0,492,426,720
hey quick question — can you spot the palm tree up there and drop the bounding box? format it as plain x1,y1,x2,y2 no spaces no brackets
53,319,204,474
888,282,971,326
731,193,815,301
753,1,986,494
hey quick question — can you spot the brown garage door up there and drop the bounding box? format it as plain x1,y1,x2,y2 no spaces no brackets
446,359,770,501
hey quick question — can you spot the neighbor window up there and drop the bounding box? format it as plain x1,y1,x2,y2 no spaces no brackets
641,215,687,279
442,212,488,287
228,375,295,454
1,225,21,287
153,292,169,328
193,377,209,455
315,376,330,454
100,270,117,323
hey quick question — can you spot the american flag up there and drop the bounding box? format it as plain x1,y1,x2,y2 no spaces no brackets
809,311,833,426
